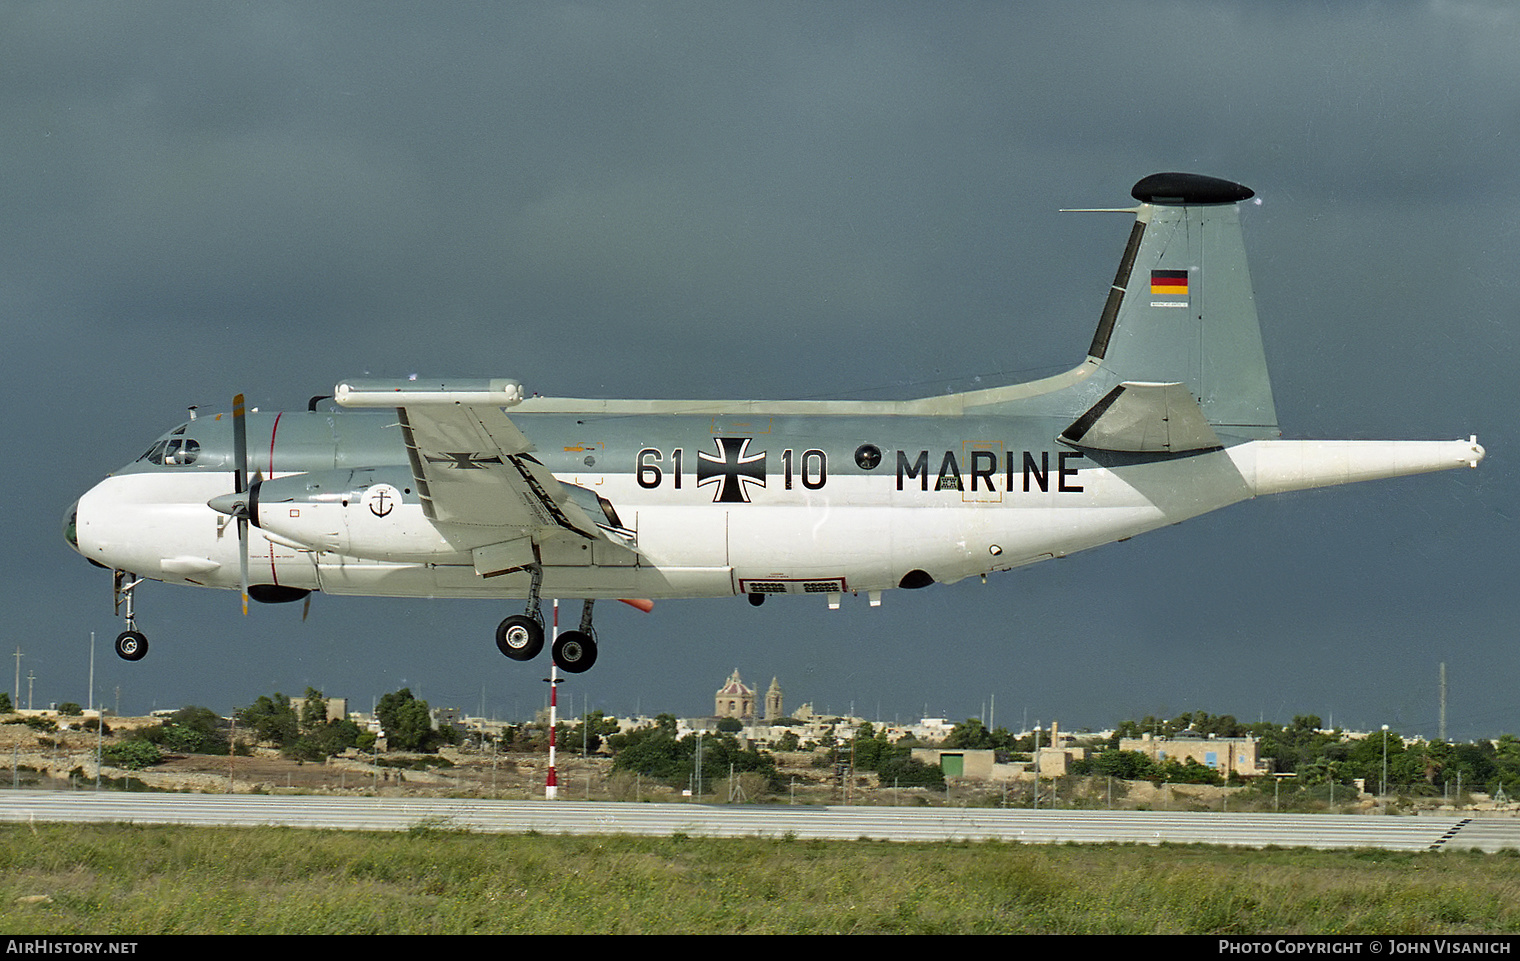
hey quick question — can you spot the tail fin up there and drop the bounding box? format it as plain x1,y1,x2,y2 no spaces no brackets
1084,173,1279,439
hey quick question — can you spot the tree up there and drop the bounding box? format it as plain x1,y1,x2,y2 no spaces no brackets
876,754,944,788
609,724,778,790
943,719,994,749
143,706,228,755
376,688,439,752
563,711,619,755
1157,757,1225,786
300,687,330,733
1090,749,1157,781
239,694,299,747
608,720,686,782
104,739,161,770
288,717,364,762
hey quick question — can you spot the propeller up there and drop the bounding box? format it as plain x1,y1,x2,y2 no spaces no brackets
209,394,307,620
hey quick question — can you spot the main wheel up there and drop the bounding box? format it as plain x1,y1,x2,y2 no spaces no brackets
552,630,598,673
115,630,148,661
495,614,544,661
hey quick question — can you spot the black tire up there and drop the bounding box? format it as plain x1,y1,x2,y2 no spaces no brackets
552,630,598,673
495,614,544,661
115,630,148,661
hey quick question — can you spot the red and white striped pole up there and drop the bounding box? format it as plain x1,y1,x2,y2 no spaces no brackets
546,598,559,800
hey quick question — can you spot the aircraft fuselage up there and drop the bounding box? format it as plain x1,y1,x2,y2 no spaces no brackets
72,391,1228,604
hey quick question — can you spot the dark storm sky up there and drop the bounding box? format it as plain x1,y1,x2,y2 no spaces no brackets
6,2,1515,739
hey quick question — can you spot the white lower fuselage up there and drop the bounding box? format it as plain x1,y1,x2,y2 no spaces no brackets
70,436,1481,603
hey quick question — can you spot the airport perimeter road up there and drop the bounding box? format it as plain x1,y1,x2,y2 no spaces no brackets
3,791,1519,851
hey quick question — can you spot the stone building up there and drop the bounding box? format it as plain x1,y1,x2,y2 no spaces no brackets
1118,732,1268,778
715,670,755,719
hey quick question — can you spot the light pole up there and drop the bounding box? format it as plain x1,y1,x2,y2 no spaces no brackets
1381,724,1389,799
1033,724,1041,810
546,600,560,800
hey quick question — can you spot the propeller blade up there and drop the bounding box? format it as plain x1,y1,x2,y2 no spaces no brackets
618,598,654,613
238,516,249,616
233,394,248,494
233,394,250,616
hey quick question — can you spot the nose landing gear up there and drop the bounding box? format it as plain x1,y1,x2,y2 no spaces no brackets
112,570,149,661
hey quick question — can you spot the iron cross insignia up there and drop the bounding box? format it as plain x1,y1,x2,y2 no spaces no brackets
696,437,767,503
425,452,504,469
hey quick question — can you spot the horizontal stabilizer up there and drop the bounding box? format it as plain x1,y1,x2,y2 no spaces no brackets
1061,383,1221,453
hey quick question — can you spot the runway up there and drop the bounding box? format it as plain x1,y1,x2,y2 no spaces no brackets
4,790,1518,851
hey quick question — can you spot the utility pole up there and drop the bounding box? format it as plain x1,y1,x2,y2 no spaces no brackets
1439,662,1448,742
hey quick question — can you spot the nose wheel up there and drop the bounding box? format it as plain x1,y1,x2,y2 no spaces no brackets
112,570,150,662
115,630,149,661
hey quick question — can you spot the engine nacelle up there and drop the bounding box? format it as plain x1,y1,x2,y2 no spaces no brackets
247,468,467,562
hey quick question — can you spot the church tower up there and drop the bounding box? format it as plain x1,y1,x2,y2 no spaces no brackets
765,677,784,721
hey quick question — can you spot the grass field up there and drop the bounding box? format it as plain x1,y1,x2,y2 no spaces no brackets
3,822,1519,935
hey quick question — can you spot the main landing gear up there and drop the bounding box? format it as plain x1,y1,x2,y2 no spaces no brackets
492,568,599,673
112,570,148,661
493,609,598,672
552,601,598,674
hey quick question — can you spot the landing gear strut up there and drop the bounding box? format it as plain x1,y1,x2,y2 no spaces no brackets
112,570,149,661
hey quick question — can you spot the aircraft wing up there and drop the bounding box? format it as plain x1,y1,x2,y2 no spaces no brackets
334,379,636,574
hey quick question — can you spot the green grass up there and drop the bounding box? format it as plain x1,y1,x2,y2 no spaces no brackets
2,824,1518,934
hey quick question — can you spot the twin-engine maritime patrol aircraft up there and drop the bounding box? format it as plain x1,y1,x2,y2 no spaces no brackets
65,173,1484,672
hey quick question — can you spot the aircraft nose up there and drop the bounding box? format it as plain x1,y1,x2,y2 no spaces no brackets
63,499,80,553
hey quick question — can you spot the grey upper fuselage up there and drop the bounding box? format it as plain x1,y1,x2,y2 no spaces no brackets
109,358,1270,495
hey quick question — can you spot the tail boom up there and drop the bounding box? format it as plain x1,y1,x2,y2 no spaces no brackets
1229,437,1484,497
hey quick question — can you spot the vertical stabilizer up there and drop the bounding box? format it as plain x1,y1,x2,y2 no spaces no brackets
1087,173,1278,438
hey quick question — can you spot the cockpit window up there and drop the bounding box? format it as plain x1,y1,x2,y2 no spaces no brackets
163,438,200,465
137,427,200,466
